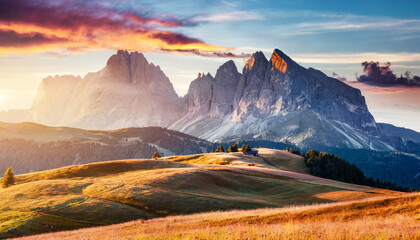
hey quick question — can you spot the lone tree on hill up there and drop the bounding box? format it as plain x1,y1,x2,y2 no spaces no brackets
152,152,161,159
2,167,15,188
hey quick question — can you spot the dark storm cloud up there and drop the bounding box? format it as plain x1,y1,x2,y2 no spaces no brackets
357,61,420,87
0,30,66,47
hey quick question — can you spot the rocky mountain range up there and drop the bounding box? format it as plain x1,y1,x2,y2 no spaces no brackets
1,49,419,151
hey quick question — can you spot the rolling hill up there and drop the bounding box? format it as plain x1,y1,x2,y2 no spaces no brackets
0,122,212,175
0,149,400,239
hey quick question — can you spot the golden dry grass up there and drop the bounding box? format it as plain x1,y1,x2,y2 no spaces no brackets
0,150,402,239
17,193,420,240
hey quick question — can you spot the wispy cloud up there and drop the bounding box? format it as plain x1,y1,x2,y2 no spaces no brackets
291,52,420,64
192,11,265,22
220,0,240,7
290,19,420,33
339,80,415,94
160,48,251,58
262,9,420,37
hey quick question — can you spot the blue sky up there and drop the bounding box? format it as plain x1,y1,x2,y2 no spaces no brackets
0,0,419,130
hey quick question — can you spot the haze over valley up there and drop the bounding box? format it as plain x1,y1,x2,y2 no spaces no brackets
0,0,419,239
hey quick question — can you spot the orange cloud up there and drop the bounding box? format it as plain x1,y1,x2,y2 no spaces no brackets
0,0,238,57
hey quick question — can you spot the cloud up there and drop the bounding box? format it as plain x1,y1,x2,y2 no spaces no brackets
160,48,251,58
221,0,240,8
192,11,265,22
0,0,239,56
150,32,202,45
263,10,420,37
332,72,347,82
357,61,420,87
363,88,402,94
291,52,420,64
0,29,66,47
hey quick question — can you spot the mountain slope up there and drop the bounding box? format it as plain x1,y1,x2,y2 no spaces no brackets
0,122,212,175
0,149,399,238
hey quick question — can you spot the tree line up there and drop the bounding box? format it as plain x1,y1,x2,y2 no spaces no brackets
209,143,252,154
301,149,414,192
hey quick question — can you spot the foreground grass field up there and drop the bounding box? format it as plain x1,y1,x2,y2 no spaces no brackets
0,149,401,238
17,193,420,240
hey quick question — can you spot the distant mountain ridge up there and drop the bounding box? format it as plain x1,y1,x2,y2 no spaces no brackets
0,121,212,175
0,49,418,152
30,50,183,130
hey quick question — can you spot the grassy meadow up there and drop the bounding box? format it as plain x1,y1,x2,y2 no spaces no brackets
0,148,405,238
16,193,420,239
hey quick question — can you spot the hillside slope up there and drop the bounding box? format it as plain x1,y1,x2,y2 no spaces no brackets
0,122,212,175
18,193,419,240
0,149,399,239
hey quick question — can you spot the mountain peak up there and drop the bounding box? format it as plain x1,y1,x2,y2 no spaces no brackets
270,49,288,73
269,49,304,75
245,51,267,70
216,60,238,77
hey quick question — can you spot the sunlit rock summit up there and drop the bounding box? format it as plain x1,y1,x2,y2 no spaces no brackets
172,49,386,149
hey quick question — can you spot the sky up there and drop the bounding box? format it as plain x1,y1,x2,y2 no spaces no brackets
0,0,419,131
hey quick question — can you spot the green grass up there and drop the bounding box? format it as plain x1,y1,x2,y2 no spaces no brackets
0,150,399,239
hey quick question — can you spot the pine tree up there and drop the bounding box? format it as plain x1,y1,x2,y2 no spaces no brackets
2,167,15,188
232,143,238,152
152,152,161,159
217,144,225,152
227,146,233,152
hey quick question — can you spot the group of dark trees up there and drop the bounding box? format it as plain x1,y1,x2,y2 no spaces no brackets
303,150,413,192
228,143,239,152
210,143,252,154
285,147,301,156
241,144,251,154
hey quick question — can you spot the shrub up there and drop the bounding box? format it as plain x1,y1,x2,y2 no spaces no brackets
152,152,161,159
2,167,15,188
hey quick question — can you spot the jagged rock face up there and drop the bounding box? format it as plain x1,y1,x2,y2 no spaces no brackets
30,50,182,129
233,49,377,133
184,60,241,117
210,60,241,117
186,73,215,115
172,49,383,149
